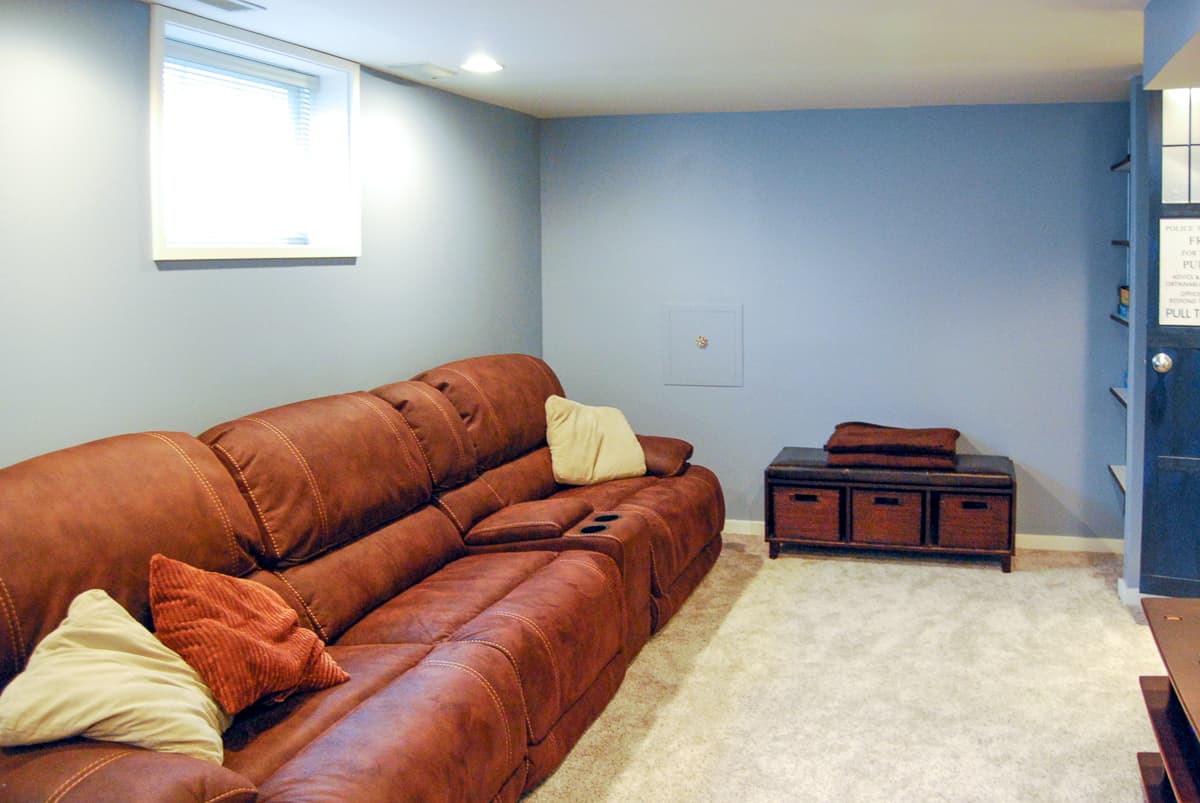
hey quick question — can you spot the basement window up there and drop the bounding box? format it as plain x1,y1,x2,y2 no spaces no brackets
1162,87,1200,205
150,7,360,261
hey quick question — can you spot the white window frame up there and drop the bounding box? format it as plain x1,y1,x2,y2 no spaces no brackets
150,6,361,261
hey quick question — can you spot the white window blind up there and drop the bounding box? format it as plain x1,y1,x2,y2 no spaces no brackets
151,7,360,261
161,42,316,248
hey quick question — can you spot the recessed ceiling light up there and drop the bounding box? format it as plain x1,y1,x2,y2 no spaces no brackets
461,54,503,74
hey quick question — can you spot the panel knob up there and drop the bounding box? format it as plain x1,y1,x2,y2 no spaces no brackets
1152,352,1174,374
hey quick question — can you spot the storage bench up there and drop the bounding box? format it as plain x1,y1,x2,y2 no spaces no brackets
765,447,1016,571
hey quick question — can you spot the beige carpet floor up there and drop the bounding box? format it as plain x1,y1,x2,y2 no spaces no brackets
527,534,1166,802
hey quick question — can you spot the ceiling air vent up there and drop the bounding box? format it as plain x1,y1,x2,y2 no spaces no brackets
194,0,266,11
387,64,459,81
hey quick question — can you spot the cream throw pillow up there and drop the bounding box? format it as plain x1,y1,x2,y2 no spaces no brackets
0,589,231,763
545,395,646,485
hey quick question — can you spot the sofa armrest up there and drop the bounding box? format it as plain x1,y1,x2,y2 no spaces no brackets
636,435,693,477
463,498,593,546
0,740,257,802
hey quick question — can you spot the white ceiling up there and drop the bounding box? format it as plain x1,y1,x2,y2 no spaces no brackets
152,0,1147,119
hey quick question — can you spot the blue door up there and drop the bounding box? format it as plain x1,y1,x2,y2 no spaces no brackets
1140,91,1200,596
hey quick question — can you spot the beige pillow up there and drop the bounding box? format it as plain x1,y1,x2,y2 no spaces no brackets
545,395,647,485
0,589,231,763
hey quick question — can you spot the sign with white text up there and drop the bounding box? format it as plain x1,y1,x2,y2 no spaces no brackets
1160,218,1200,326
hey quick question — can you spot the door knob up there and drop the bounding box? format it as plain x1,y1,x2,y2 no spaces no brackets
1152,352,1174,374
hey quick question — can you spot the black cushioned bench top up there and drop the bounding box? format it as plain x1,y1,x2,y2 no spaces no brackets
766,447,1014,488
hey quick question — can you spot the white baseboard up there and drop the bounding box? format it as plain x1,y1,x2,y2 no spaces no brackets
1015,533,1124,554
723,519,1124,555
1117,578,1143,606
723,519,764,537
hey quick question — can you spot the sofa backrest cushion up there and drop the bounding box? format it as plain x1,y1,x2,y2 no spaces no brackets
245,506,467,643
370,380,478,491
200,392,432,569
0,432,259,691
413,354,564,471
435,447,559,534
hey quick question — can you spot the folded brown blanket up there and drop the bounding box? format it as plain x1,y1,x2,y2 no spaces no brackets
824,421,960,456
826,452,957,470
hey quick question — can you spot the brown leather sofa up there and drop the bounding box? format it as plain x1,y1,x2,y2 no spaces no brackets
0,354,724,802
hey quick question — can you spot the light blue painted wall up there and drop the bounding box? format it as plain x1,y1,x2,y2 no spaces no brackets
542,104,1130,537
0,0,541,468
1144,0,1200,86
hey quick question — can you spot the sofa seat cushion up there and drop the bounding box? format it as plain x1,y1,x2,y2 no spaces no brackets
336,550,626,744
449,550,625,742
464,498,594,546
241,642,526,803
335,552,558,646
0,739,257,803
223,643,432,784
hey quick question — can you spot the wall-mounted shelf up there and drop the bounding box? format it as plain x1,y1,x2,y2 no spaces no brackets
1106,147,1132,511
1110,464,1128,493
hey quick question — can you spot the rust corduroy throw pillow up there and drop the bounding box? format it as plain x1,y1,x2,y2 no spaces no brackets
149,554,349,715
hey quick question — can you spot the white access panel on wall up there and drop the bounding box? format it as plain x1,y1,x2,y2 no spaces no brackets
663,304,743,387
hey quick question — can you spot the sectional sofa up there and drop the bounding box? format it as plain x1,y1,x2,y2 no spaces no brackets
0,353,724,802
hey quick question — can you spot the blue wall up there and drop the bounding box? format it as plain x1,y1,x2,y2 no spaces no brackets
0,0,542,468
542,104,1130,538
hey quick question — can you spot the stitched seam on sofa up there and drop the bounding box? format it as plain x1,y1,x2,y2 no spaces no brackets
0,576,26,671
204,787,258,803
551,729,563,757
471,519,560,538
47,751,131,803
410,382,473,470
454,638,536,737
247,417,330,545
553,556,619,601
489,611,561,714
144,432,246,572
564,531,635,582
442,368,510,456
424,659,514,766
565,530,625,558
210,441,282,562
434,497,468,533
618,503,672,587
270,570,331,642
526,355,562,399
478,476,507,507
348,394,432,488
